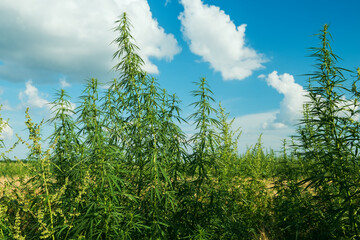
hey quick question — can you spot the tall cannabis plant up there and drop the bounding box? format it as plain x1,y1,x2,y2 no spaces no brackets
111,12,187,238
215,103,241,179
296,24,360,238
188,77,220,184
49,89,80,187
175,77,221,238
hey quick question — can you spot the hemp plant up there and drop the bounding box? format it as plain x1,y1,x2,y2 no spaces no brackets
48,89,80,188
70,77,133,239
95,12,186,238
175,77,221,238
188,77,220,184
296,24,360,238
215,103,241,179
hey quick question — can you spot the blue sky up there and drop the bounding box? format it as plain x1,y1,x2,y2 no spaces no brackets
0,0,359,158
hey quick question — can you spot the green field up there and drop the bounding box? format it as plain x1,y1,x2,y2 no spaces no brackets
0,16,359,239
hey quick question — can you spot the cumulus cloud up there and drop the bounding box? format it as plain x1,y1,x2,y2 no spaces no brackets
121,0,181,73
0,88,13,111
0,122,13,140
264,71,307,128
232,111,295,152
263,71,359,129
19,81,49,109
1,101,13,111
338,96,360,120
59,78,71,88
257,74,266,79
0,0,180,83
179,0,265,80
18,81,77,119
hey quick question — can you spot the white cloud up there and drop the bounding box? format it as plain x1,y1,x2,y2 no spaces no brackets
18,80,77,118
232,111,295,152
265,71,307,128
68,102,76,113
119,0,181,73
0,88,13,111
263,71,359,130
338,96,359,120
257,74,266,79
59,78,71,88
19,80,49,109
0,0,181,82
0,121,13,140
1,101,13,111
179,0,265,80
184,110,295,153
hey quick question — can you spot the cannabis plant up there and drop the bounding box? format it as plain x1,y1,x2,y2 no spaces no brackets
295,24,360,239
48,89,80,188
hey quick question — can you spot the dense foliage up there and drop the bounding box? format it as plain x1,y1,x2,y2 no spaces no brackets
0,14,359,239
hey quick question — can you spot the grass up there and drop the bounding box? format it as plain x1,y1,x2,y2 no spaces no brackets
0,161,29,177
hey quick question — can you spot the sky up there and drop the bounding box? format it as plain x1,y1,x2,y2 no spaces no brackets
0,0,360,158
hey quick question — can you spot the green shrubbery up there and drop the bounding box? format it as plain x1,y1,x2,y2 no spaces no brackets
0,14,359,239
